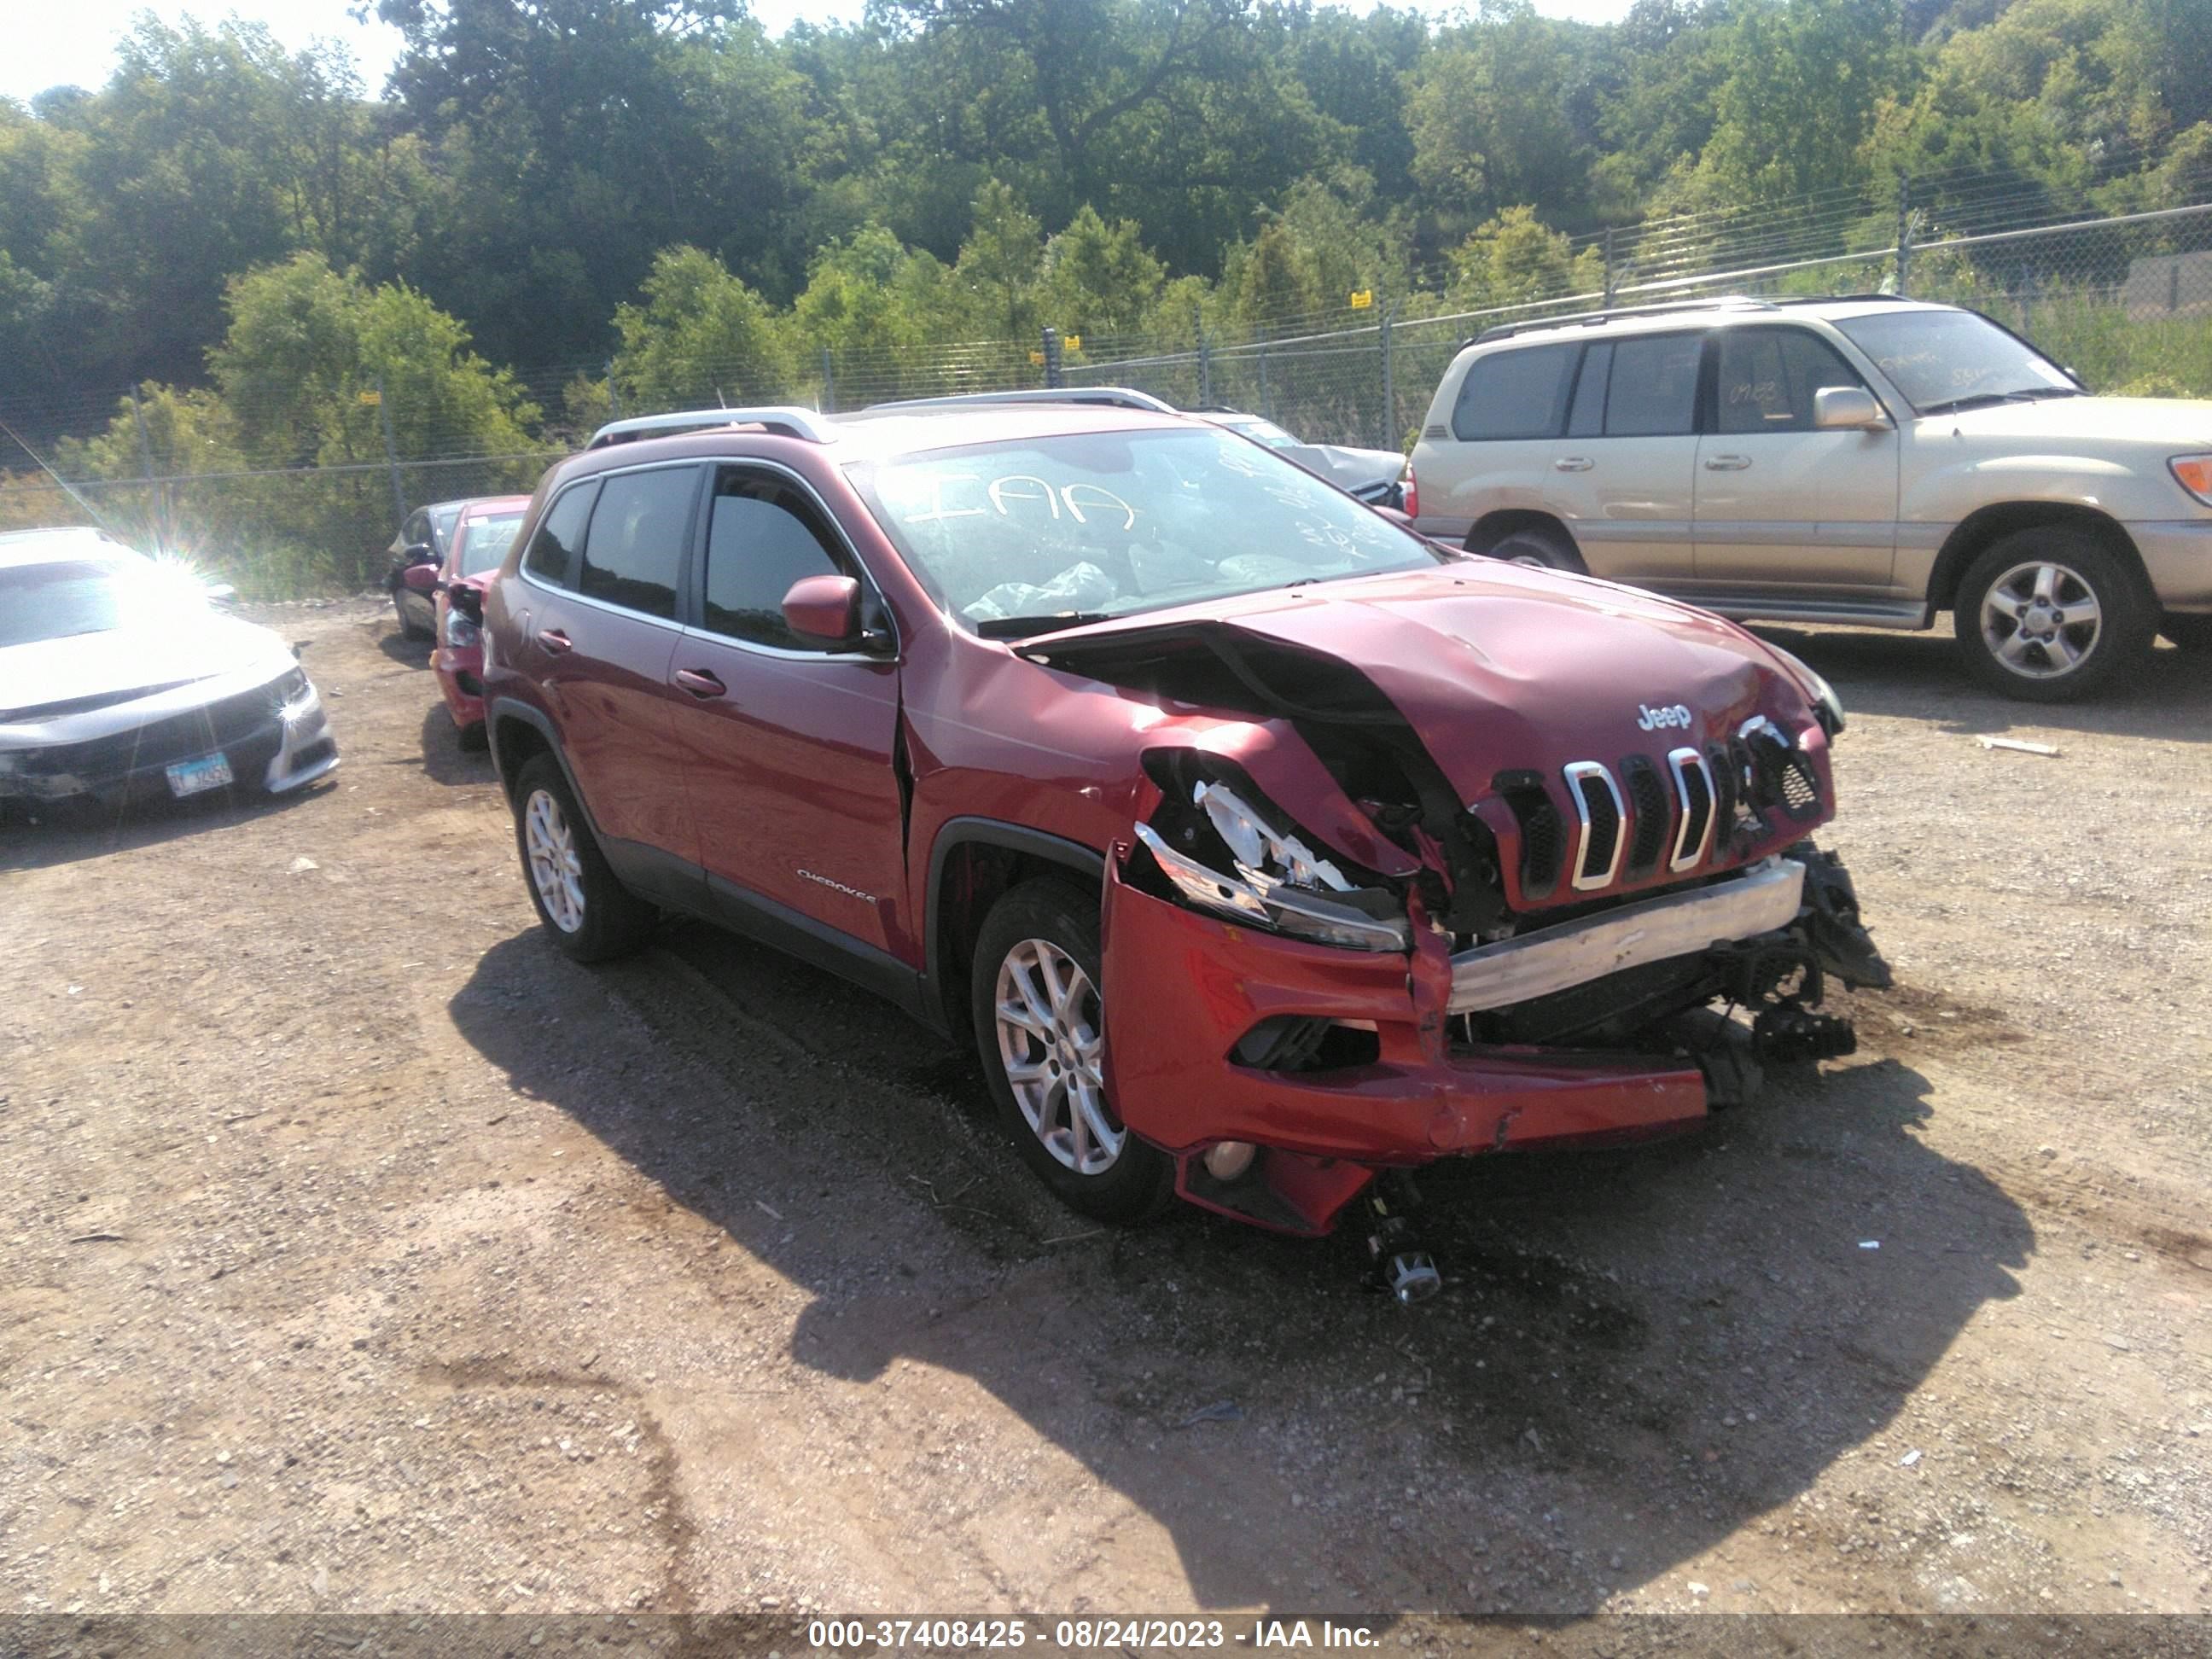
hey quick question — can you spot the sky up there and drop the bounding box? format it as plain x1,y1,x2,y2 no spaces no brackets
5,0,1637,107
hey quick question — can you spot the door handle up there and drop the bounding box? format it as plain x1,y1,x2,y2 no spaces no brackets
1703,454,1752,471
1554,456,1594,472
537,627,572,654
673,667,727,699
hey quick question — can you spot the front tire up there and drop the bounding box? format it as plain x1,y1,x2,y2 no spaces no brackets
971,878,1172,1224
1953,528,2153,701
511,754,655,962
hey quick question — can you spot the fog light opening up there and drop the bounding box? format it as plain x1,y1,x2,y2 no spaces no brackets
1202,1140,1257,1183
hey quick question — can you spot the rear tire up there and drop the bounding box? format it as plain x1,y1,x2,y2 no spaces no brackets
511,753,655,962
1953,527,2153,702
394,591,434,640
1483,526,1587,573
971,878,1172,1225
2163,613,2212,653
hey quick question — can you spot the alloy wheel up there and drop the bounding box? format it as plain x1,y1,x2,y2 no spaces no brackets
992,938,1121,1176
1979,559,2103,680
524,787,586,933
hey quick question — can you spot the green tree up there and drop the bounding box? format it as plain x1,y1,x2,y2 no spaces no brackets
1448,206,1606,309
1406,4,1594,228
1037,206,1166,341
611,246,799,410
953,178,1045,340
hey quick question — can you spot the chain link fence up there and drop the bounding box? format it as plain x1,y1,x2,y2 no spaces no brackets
5,189,2209,597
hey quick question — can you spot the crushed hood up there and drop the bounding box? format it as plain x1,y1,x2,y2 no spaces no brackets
1020,563,1806,807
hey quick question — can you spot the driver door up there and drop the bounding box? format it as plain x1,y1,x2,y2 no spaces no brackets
667,465,908,955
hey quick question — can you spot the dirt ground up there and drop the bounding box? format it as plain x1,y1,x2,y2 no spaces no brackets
3,597,2209,1621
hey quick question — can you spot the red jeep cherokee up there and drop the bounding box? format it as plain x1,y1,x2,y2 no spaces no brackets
480,403,1886,1278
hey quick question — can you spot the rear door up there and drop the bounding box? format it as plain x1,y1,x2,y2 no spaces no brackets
667,464,907,957
1543,331,1704,581
1693,324,1900,590
510,465,701,866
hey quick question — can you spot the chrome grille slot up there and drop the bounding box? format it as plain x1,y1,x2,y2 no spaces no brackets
1621,754,1670,878
1564,760,1626,891
1667,746,1715,871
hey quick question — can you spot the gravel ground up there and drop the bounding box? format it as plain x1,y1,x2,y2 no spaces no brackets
2,597,2209,1619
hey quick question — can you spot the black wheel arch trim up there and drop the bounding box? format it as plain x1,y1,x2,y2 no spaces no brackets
1926,504,2149,613
922,817,1109,1034
486,696,602,841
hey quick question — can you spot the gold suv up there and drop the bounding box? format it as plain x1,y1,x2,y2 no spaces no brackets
1409,295,2212,701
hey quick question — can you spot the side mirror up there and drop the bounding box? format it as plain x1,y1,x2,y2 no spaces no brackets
783,573,863,646
401,563,439,594
201,581,238,607
1813,386,1890,431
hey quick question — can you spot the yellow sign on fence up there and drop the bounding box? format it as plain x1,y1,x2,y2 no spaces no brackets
1349,289,1373,309
1063,335,1082,352
357,388,381,405
1028,350,1045,365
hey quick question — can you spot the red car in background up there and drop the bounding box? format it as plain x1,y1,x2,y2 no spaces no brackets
432,495,531,747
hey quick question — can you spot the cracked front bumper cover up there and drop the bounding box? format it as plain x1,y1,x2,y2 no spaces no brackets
1100,849,1708,1232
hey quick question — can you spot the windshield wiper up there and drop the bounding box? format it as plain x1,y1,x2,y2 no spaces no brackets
1921,387,2080,416
973,611,1115,639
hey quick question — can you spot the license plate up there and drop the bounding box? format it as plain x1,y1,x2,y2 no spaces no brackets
166,752,235,798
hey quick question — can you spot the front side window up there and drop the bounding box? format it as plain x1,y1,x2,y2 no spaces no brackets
848,426,1441,637
521,480,597,590
578,467,697,620
1715,328,1870,434
1604,333,1704,436
1452,343,1578,441
429,503,464,550
701,474,848,649
1831,308,2078,413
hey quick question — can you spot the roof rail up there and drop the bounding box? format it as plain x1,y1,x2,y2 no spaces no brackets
1470,295,1775,346
862,386,1179,415
585,406,838,450
1767,292,1922,307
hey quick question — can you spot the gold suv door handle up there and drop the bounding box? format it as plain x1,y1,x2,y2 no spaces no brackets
1703,454,1752,471
1554,457,1594,472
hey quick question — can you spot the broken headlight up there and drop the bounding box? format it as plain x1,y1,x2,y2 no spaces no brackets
1767,644,1844,737
1133,771,1411,952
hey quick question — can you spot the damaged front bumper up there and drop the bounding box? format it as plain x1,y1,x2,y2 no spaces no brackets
1101,840,1881,1237
1102,852,1710,1236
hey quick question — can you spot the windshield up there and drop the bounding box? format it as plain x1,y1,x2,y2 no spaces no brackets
455,512,525,577
847,427,1441,635
430,504,464,548
0,556,210,649
1833,309,2079,413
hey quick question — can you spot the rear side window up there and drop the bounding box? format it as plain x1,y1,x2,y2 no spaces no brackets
521,481,597,589
701,474,848,649
579,467,698,620
1715,327,1870,434
1452,343,1577,441
1604,334,1704,436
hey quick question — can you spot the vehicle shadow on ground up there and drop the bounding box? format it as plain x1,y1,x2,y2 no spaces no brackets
378,622,434,668
1752,623,2212,744
450,922,2032,1611
417,704,495,787
0,777,333,873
